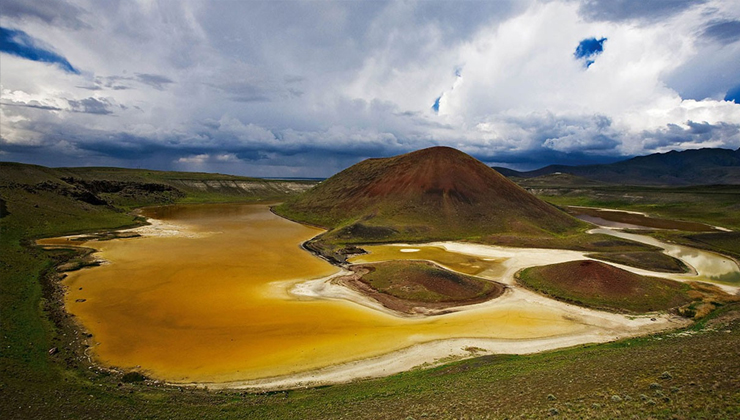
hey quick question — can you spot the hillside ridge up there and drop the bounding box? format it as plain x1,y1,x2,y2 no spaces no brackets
494,147,740,185
276,146,585,244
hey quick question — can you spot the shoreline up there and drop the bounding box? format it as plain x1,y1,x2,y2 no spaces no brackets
37,202,737,391
179,285,688,390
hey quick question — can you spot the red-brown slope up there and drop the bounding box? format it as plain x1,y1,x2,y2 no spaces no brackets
278,146,583,240
518,260,692,312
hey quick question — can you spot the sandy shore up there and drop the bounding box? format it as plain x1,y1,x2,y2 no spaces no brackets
569,205,732,233
182,233,719,390
193,284,687,390
196,223,740,390
569,205,651,216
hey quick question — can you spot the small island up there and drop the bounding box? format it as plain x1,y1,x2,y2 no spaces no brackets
336,260,505,315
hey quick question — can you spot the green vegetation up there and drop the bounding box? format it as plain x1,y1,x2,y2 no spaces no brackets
0,162,317,211
566,205,715,231
530,184,740,231
0,162,316,418
516,181,740,261
2,160,740,418
588,251,690,273
277,147,655,263
357,260,502,303
517,260,693,313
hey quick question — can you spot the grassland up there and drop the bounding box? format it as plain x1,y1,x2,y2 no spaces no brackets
0,162,317,210
520,182,740,263
0,163,316,418
2,163,740,418
587,251,690,273
525,183,740,229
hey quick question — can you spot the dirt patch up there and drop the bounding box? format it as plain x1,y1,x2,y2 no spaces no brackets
336,260,505,315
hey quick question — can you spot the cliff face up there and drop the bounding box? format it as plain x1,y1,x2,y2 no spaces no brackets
0,162,318,209
166,179,314,195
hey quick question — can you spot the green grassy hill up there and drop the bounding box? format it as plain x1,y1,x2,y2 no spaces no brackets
276,147,655,262
277,147,584,240
0,162,317,210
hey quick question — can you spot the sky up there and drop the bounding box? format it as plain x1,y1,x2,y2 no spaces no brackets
1,0,740,177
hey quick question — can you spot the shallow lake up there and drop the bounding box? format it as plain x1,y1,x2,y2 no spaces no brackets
57,203,585,383
568,206,716,232
591,228,740,285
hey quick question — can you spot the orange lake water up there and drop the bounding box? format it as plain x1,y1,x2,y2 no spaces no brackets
44,203,588,383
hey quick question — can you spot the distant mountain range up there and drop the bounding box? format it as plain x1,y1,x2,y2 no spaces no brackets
493,148,740,185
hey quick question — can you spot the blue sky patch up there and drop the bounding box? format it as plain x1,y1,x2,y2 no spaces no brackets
432,95,441,113
0,27,78,73
574,37,607,68
725,84,740,103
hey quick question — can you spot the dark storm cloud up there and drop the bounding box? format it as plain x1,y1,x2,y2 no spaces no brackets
703,20,740,45
0,110,734,178
0,113,394,170
0,0,89,30
0,101,63,111
0,27,78,73
1,96,116,115
477,148,624,170
641,121,740,149
579,0,705,23
492,113,621,155
0,118,182,161
75,134,173,159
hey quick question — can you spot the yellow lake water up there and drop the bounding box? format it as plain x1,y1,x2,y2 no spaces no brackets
53,203,585,383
